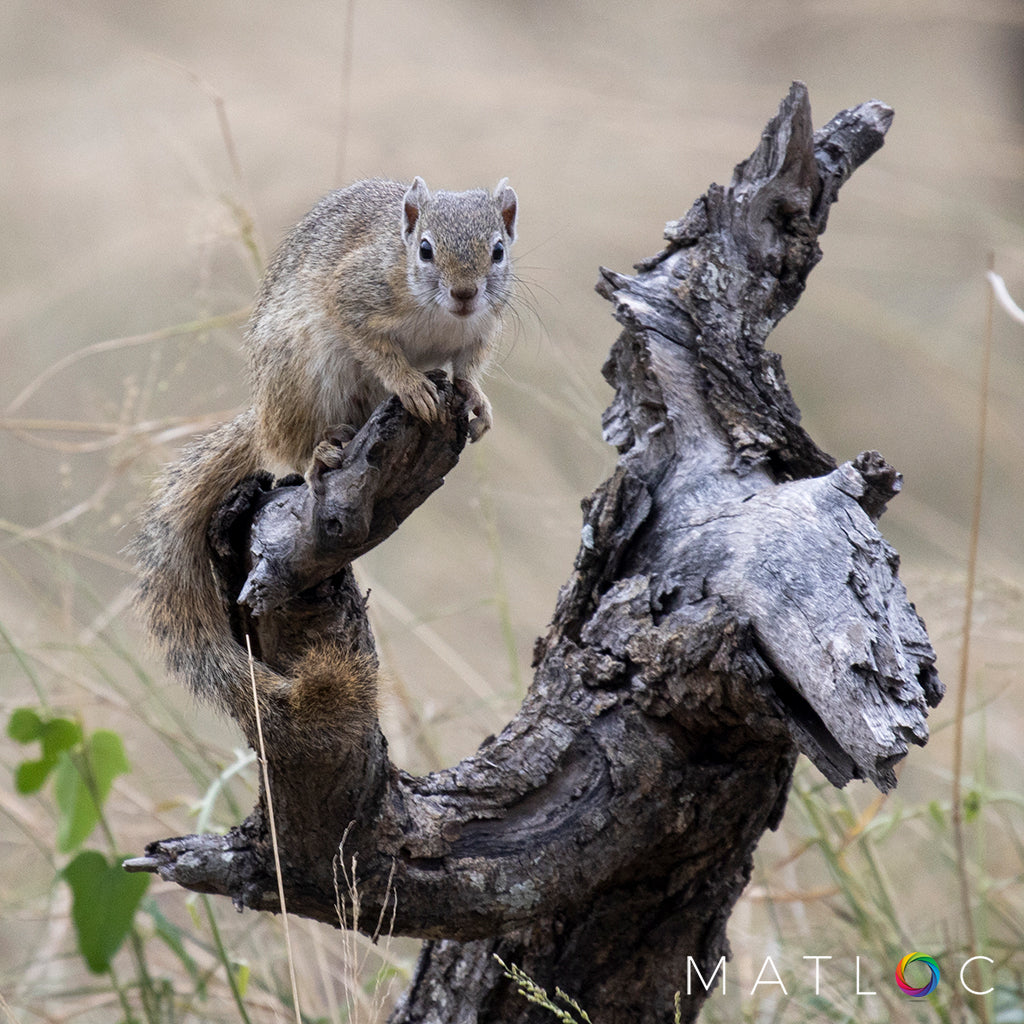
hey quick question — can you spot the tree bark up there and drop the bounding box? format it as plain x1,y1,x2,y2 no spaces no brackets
125,82,943,1024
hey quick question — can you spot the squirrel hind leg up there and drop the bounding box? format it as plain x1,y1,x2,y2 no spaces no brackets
314,423,358,465
309,424,359,500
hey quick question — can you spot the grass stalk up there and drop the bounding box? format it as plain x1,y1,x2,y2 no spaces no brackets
494,955,593,1024
950,263,994,1024
4,310,247,417
472,448,523,694
950,266,991,942
334,823,401,1022
202,894,255,1024
0,990,18,1024
334,0,357,184
107,962,141,1024
0,617,48,707
246,635,302,1024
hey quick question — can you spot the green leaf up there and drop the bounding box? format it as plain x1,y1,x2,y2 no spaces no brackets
62,850,150,974
44,717,82,756
86,730,130,798
8,707,43,743
9,711,82,795
53,731,130,852
54,752,100,852
15,759,54,795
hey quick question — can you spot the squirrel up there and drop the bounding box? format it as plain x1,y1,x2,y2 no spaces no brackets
133,177,518,750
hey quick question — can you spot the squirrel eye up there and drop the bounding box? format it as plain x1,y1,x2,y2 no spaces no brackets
491,240,505,264
419,238,434,262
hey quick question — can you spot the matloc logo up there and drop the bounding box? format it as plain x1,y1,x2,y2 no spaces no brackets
895,952,940,997
684,951,993,998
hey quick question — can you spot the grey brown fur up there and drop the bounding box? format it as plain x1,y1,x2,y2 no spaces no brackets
133,178,517,746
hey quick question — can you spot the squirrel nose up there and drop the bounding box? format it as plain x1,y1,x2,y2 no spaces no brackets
450,284,478,303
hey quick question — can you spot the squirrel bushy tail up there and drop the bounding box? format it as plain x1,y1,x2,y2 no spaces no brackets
134,408,268,742
134,409,377,749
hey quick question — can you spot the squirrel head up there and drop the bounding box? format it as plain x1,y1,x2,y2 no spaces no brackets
401,177,518,321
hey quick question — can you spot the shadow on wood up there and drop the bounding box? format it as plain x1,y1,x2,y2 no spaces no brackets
125,82,942,1024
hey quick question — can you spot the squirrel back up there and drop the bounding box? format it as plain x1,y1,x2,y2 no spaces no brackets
134,177,516,749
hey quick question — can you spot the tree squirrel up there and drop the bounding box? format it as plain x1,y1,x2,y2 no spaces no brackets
134,177,518,748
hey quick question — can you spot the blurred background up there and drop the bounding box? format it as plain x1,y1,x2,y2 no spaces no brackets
2,1,1022,1021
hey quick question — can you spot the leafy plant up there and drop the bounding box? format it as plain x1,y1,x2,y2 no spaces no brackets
8,708,151,1002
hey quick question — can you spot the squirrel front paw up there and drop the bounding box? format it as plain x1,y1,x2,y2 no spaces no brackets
395,372,444,423
454,377,493,442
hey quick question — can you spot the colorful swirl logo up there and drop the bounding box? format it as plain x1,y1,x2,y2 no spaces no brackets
895,952,940,997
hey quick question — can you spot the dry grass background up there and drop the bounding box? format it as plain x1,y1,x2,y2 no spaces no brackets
2,0,1023,1020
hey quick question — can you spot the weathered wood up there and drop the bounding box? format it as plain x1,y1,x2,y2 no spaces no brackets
234,371,468,621
126,82,942,1024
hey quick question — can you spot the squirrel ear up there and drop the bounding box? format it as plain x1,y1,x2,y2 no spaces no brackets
493,178,517,243
403,177,430,240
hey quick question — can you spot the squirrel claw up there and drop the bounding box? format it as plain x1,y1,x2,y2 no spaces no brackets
309,426,356,502
397,375,444,424
467,415,491,443
454,378,493,442
312,427,355,469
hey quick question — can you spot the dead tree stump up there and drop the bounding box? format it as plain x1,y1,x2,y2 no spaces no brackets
126,82,943,1024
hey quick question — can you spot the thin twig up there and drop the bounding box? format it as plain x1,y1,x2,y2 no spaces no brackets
4,310,247,416
246,634,302,1024
149,54,246,191
144,54,265,273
